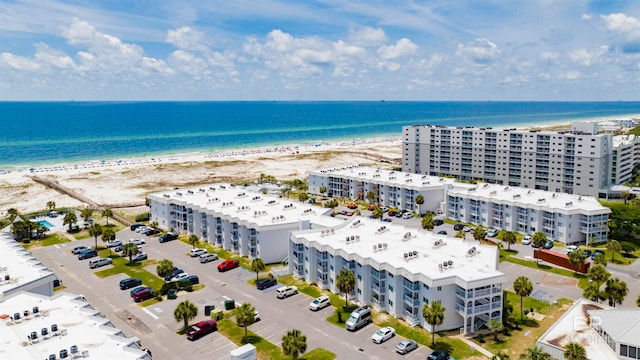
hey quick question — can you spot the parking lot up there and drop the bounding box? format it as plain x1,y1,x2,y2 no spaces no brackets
33,227,432,360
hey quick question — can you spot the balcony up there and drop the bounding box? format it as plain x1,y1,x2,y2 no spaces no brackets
472,288,491,298
455,303,471,315
456,288,467,299
474,303,491,313
403,294,420,307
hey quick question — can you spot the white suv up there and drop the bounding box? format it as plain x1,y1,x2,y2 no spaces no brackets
309,295,331,311
190,248,207,257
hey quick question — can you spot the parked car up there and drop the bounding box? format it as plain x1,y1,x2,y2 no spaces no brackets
395,339,418,354
119,277,142,290
346,306,371,331
186,320,217,340
72,245,89,254
170,273,189,283
566,245,578,253
256,277,277,290
142,228,157,236
583,249,593,258
437,230,447,235
486,228,499,237
453,224,464,231
129,238,145,245
89,257,112,269
167,288,177,300
543,240,554,249
132,252,148,262
77,249,98,260
521,236,532,245
434,219,444,226
309,295,331,311
182,275,199,285
275,285,298,299
463,225,473,232
401,213,413,219
371,326,395,344
394,212,403,218
427,349,450,360
591,249,605,259
164,268,184,281
199,253,219,263
217,259,240,272
190,248,207,257
114,245,123,252
130,223,144,231
158,233,178,243
347,202,357,209
130,286,152,297
106,239,122,248
133,288,154,302
531,240,542,248
380,218,392,223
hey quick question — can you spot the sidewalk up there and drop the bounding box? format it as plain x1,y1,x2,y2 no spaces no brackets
451,334,493,359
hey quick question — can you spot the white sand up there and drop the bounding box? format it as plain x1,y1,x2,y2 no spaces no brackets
0,138,402,215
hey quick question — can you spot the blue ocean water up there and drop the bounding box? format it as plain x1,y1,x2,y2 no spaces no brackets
1,101,639,168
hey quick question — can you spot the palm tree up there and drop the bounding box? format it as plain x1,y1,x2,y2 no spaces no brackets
487,319,503,341
157,259,174,282
604,277,628,307
366,191,376,204
174,300,198,331
325,199,339,210
251,258,266,282
298,192,309,203
7,208,19,222
34,222,49,239
281,329,307,360
102,208,113,226
531,231,547,248
583,283,601,302
46,201,56,211
455,229,466,239
122,243,139,265
63,212,77,231
492,352,510,360
415,194,424,214
473,227,486,242
319,186,328,197
336,268,355,308
606,240,621,263
513,276,533,321
372,207,384,219
621,191,631,204
563,342,587,360
519,346,552,360
593,253,608,267
89,223,102,249
588,265,610,294
188,234,199,248
502,231,516,251
567,250,586,275
235,302,256,337
101,227,116,254
10,220,25,239
422,301,446,345
80,207,93,222
421,214,434,230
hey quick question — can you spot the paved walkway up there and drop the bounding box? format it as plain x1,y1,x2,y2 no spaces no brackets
451,334,493,358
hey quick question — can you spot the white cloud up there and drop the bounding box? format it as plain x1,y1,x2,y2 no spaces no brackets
456,38,501,65
0,52,40,71
601,13,640,33
558,71,581,80
348,27,387,47
168,50,209,79
34,43,75,69
167,27,211,52
377,38,417,60
582,13,592,20
568,46,609,67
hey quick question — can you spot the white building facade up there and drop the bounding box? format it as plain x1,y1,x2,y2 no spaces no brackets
402,125,614,197
149,184,342,264
611,134,640,185
289,218,505,334
307,165,456,214
445,183,611,244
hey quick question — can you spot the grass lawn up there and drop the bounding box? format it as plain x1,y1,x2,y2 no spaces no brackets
217,319,336,360
93,250,164,289
480,293,573,357
21,233,71,249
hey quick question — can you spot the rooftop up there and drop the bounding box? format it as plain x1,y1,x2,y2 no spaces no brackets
0,232,57,298
613,134,639,147
307,165,457,189
589,308,640,345
149,184,344,229
0,291,150,360
294,217,504,285
448,183,611,214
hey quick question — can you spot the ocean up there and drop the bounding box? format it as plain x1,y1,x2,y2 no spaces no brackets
1,101,639,168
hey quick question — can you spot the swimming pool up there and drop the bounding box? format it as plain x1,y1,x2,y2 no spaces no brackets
35,220,54,228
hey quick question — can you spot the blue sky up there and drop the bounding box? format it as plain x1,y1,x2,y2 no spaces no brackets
1,0,639,100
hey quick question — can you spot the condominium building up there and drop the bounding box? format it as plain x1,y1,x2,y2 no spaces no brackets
402,125,613,197
446,183,610,244
0,291,150,360
289,217,505,334
611,134,640,185
148,184,343,264
1,232,58,300
307,165,456,213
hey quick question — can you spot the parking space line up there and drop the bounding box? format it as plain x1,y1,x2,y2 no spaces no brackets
142,307,159,320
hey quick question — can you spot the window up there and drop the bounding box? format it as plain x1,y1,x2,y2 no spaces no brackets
620,344,627,356
424,284,430,290
388,299,393,306
357,288,361,294
389,285,394,292
629,346,637,358
357,274,362,281
437,286,442,291
423,297,429,304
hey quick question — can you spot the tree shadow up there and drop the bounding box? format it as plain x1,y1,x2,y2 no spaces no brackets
241,335,262,345
431,340,453,353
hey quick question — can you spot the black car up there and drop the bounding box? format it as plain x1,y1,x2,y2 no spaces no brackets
159,233,178,243
78,249,98,260
182,275,199,285
120,277,143,290
434,219,444,226
130,223,144,230
437,230,447,235
453,224,464,231
142,228,156,235
543,240,554,249
256,277,277,290
427,350,450,360
164,268,184,281
583,249,593,258
591,249,605,259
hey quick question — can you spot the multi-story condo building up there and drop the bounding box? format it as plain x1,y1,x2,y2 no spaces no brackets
402,125,614,197
307,165,456,213
289,217,505,334
446,183,611,244
611,134,640,185
148,184,342,264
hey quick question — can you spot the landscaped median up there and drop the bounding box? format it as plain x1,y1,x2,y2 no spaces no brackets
217,318,336,360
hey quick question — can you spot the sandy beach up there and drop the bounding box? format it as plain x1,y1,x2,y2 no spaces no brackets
0,138,403,216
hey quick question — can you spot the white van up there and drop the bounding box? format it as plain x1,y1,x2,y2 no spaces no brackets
89,257,112,269
276,286,298,299
346,306,372,331
199,253,219,263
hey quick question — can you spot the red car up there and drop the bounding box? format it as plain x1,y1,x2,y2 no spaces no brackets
186,320,217,340
132,288,154,302
217,259,240,272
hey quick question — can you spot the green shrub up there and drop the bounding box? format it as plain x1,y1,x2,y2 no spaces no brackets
135,212,150,222
180,282,193,292
160,282,178,295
